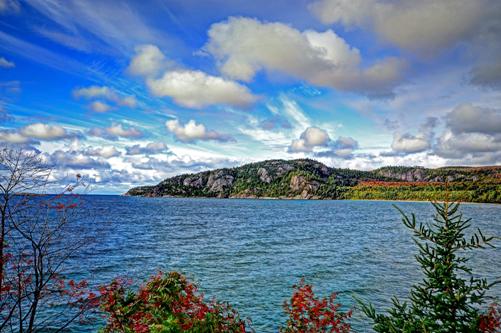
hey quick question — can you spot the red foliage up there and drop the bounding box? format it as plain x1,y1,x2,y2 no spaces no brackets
357,180,443,187
99,272,247,332
479,303,501,333
280,279,351,333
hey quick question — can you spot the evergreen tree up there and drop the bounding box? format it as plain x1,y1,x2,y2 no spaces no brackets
359,201,499,332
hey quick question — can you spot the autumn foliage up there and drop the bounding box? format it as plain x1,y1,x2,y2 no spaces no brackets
99,271,247,333
280,279,351,333
479,304,501,333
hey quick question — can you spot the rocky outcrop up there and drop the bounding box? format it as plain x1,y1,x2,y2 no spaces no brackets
376,168,426,181
183,175,205,188
257,168,272,183
207,170,235,194
289,175,321,199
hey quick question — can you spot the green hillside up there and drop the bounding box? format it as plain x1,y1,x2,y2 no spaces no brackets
126,159,501,203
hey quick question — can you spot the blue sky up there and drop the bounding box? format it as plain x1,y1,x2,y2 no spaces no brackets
1,0,500,193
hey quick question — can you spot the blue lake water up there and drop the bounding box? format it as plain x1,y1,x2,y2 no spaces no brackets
60,196,500,332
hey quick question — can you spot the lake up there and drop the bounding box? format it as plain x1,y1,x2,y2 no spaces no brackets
60,196,500,332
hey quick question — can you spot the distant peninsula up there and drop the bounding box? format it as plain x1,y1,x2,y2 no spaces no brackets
126,159,501,203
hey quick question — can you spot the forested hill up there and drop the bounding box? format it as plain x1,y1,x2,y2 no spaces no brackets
126,159,501,203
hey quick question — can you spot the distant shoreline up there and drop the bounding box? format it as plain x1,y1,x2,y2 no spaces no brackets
125,159,501,204
123,194,499,205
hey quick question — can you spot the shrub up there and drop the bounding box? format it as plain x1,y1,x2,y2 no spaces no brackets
359,201,500,332
280,279,351,333
479,303,501,333
99,272,247,333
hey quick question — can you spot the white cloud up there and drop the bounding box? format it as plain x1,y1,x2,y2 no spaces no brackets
288,127,330,153
20,123,71,140
85,146,121,158
432,104,501,161
89,101,111,112
436,131,501,159
147,69,256,108
125,142,170,155
309,0,492,55
119,96,137,107
326,136,359,157
288,126,360,158
279,97,311,130
237,96,311,151
389,117,437,155
127,44,168,77
73,85,114,99
73,85,137,109
165,119,235,143
0,123,75,144
391,133,430,154
0,56,14,68
89,123,143,140
106,124,142,138
47,150,110,170
204,17,406,97
318,136,359,158
128,44,257,109
300,127,330,146
0,130,34,144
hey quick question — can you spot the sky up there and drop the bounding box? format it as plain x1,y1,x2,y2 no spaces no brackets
0,0,500,194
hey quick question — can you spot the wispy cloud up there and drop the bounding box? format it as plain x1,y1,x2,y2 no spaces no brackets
0,56,15,68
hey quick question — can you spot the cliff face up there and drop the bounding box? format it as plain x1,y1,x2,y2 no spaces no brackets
125,159,501,202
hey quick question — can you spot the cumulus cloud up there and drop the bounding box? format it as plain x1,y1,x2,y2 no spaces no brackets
46,150,111,170
0,130,36,144
389,117,438,154
288,127,330,153
391,133,430,154
0,123,75,144
446,104,501,135
435,132,501,160
433,104,501,161
88,123,143,140
309,0,492,55
73,85,137,110
381,105,501,164
84,146,121,158
20,123,70,140
147,70,256,108
204,17,406,97
0,56,15,68
166,119,235,143
129,44,257,108
127,44,169,77
287,127,359,158
316,136,359,158
125,142,170,155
